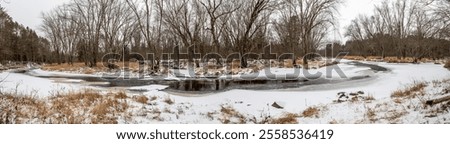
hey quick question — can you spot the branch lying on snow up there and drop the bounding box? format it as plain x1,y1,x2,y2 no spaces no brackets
426,95,450,106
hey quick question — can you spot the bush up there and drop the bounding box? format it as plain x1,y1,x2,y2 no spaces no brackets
444,60,450,69
270,113,299,124
366,108,377,122
114,92,128,99
391,82,427,98
163,97,174,105
0,90,129,124
134,95,149,104
302,107,320,118
219,105,246,124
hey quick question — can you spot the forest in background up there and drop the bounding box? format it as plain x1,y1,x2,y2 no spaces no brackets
0,0,449,68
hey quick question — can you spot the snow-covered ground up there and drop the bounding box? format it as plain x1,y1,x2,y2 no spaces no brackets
0,72,89,97
132,62,449,123
1,60,450,124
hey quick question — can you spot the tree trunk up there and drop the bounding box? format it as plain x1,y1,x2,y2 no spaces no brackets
426,95,450,106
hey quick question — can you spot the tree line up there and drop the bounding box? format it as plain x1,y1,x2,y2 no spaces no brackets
37,0,344,68
0,0,449,68
0,7,50,63
345,0,450,60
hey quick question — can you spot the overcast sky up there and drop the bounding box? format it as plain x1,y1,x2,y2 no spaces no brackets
1,0,384,42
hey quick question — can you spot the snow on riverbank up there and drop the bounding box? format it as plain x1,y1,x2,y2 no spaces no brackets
1,61,450,123
0,72,88,97
123,61,450,123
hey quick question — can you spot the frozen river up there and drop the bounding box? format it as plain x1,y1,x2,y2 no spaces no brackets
1,60,450,124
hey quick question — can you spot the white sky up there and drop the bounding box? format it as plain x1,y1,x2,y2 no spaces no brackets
1,0,385,43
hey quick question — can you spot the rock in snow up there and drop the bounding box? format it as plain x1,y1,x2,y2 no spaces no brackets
272,101,286,109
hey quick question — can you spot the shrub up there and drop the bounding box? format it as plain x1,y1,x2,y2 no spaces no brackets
163,97,174,105
270,113,299,124
0,90,129,124
219,105,246,124
220,105,237,115
284,59,294,68
135,95,149,104
365,95,376,101
366,108,377,122
302,107,320,118
114,92,128,99
92,101,110,116
444,60,450,69
343,56,365,61
391,82,427,98
150,96,158,101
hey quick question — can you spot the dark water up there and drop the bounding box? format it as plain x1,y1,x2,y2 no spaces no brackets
168,77,310,92
24,61,389,93
346,61,389,72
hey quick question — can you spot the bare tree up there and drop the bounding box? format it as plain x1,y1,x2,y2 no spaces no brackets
345,0,446,60
199,0,239,54
435,0,450,39
126,0,161,71
374,0,427,59
69,0,110,67
280,0,342,68
274,5,301,62
156,0,206,48
345,15,367,56
222,0,275,68
103,0,135,54
41,10,63,64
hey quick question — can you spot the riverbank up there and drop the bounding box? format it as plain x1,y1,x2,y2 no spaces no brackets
1,60,449,123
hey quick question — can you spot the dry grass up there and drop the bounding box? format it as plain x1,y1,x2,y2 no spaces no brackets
219,105,246,124
343,56,431,64
206,64,219,70
114,92,128,99
42,61,144,73
248,64,261,73
384,57,413,63
134,95,149,104
231,59,241,69
220,105,237,115
0,90,129,124
52,90,128,124
42,62,103,74
320,61,339,68
302,107,320,118
366,56,383,60
150,96,158,101
343,56,366,61
329,119,338,124
295,59,304,66
92,101,110,116
366,108,377,122
43,62,93,71
392,82,427,98
393,98,402,104
284,59,294,68
83,68,95,74
0,95,49,124
444,60,450,69
365,95,376,101
270,113,299,124
348,96,359,103
228,59,241,74
163,97,175,105
384,110,407,123
206,112,218,120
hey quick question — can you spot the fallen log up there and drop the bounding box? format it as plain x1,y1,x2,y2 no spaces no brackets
426,95,450,106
